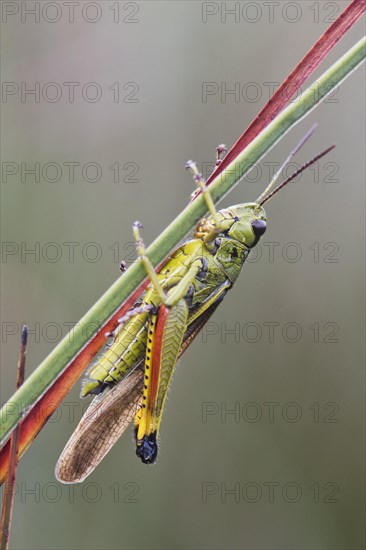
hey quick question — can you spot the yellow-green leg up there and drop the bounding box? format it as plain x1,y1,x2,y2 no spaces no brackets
186,160,224,242
133,221,167,303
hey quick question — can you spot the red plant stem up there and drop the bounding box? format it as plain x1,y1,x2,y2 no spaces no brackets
0,326,27,549
202,0,366,189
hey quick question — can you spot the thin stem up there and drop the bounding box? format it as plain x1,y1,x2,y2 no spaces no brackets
0,326,27,550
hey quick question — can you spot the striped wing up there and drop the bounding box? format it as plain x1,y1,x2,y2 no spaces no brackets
55,368,143,483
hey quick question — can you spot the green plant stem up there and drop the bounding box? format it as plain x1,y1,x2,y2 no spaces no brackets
1,37,365,445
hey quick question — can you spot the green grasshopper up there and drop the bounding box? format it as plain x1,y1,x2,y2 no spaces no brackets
56,128,334,483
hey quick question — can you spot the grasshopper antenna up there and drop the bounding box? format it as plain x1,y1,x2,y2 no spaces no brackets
256,123,318,205
258,144,335,207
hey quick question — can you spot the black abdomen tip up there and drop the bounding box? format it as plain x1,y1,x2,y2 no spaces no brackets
136,434,158,464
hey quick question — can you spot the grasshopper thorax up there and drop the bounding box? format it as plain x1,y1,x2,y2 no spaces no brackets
194,202,266,283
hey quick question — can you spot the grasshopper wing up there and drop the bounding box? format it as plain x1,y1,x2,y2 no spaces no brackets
55,368,143,483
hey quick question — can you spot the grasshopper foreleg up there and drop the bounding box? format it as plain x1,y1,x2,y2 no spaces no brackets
215,143,227,166
190,144,227,200
186,160,224,242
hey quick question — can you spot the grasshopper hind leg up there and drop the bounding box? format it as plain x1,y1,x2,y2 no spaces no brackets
134,300,189,465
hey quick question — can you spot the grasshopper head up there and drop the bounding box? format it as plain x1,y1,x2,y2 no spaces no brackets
224,203,267,248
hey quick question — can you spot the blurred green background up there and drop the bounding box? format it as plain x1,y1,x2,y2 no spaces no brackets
1,2,365,549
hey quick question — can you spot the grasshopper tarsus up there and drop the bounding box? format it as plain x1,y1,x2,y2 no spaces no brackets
119,260,127,273
216,143,227,165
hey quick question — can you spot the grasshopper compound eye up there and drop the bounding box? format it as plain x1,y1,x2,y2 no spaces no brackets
251,219,267,237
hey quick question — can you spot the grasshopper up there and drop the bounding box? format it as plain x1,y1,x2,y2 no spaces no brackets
56,129,334,483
